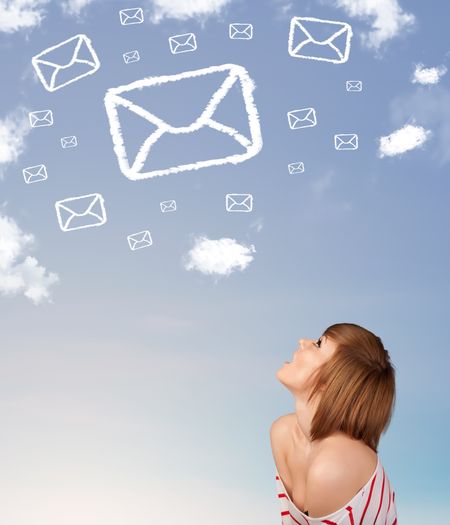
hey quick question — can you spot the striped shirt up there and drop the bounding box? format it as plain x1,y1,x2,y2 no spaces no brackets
275,456,398,524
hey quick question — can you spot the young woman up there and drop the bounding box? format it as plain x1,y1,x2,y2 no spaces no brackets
271,322,397,524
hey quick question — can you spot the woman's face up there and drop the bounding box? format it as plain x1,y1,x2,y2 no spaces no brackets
276,335,338,394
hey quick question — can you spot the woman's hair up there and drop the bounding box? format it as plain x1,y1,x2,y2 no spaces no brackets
306,322,396,454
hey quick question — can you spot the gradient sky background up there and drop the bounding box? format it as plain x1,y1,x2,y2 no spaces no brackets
1,0,450,523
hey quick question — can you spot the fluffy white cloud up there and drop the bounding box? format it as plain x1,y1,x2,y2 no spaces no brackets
0,108,31,177
0,213,59,304
0,0,50,33
184,236,255,276
61,0,95,16
150,0,232,23
334,0,415,50
388,86,450,164
378,124,431,158
412,63,447,85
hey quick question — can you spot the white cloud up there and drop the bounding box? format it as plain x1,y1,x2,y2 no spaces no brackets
388,86,450,164
0,0,49,33
184,236,255,276
61,0,94,16
412,63,447,85
378,124,431,158
0,213,59,304
0,107,31,178
249,217,264,233
310,169,334,196
334,0,415,50
150,0,232,23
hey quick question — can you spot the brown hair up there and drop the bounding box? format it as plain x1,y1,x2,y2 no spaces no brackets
306,322,396,453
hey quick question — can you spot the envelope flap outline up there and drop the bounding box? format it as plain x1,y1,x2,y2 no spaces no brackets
336,134,357,143
227,194,252,206
129,231,150,243
33,34,97,70
57,194,102,219
121,8,143,22
293,17,350,46
290,108,314,122
30,110,52,122
170,33,195,46
105,64,249,132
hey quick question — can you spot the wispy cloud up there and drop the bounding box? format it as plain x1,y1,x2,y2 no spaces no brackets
333,0,415,50
0,107,31,178
249,217,264,233
378,124,431,158
0,0,49,33
60,0,95,16
183,236,255,277
149,0,233,23
0,213,59,305
411,63,448,85
310,169,335,196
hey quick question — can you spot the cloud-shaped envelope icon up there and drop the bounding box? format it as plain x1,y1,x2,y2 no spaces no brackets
103,63,263,180
32,34,100,92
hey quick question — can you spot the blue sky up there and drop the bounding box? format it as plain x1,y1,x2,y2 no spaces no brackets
1,0,450,523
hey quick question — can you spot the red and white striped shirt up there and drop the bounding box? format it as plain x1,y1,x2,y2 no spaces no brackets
275,456,398,525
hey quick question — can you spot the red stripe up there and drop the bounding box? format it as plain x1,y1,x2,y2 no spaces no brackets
391,519,397,525
373,469,386,525
359,469,378,525
383,478,392,525
278,493,288,498
344,505,355,525
276,475,280,480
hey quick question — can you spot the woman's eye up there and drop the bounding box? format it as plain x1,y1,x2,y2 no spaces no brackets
316,338,322,348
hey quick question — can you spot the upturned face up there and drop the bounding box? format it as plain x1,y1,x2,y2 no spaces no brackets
276,335,338,394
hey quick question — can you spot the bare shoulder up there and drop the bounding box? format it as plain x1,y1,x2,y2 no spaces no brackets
269,413,295,464
270,412,295,439
305,444,378,517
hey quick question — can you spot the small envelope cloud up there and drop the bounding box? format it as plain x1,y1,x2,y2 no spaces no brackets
183,236,255,276
333,0,415,50
412,63,447,85
0,213,59,304
0,107,31,178
378,124,431,158
151,0,232,23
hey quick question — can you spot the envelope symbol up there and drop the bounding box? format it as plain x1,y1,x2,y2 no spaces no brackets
160,200,177,213
32,34,100,92
287,108,317,130
104,63,263,180
55,193,107,232
23,164,48,184
29,110,53,128
119,7,144,25
61,136,78,148
123,50,140,64
288,162,304,174
346,80,362,92
169,33,197,54
127,230,153,250
288,16,353,64
334,133,358,150
226,193,253,212
229,23,253,40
